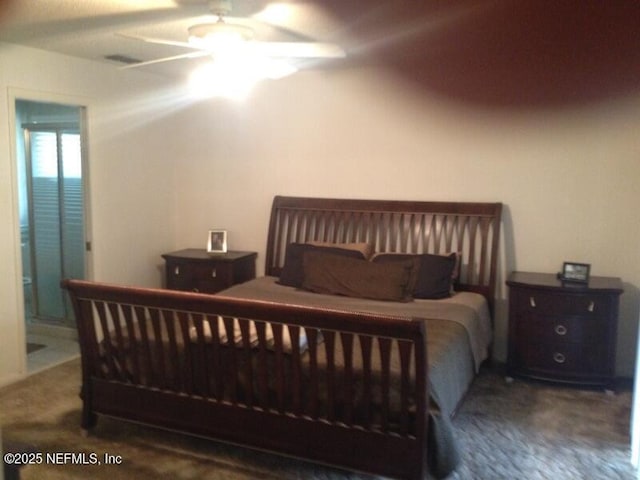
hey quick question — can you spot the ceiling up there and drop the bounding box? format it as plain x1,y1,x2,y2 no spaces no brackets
0,0,349,77
2,0,640,107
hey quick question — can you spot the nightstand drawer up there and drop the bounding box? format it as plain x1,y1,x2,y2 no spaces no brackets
523,343,608,376
163,249,257,294
165,260,193,290
520,315,603,344
191,262,231,293
191,262,231,283
515,288,607,316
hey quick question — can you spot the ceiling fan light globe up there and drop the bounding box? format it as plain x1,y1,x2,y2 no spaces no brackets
189,61,255,100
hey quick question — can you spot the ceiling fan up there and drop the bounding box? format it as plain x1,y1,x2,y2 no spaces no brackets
117,0,346,70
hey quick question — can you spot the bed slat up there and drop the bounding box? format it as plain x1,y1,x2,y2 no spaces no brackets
340,332,355,426
307,328,320,419
379,337,392,433
177,312,195,395
324,330,337,422
162,309,181,391
290,326,303,414
122,304,141,385
359,334,373,428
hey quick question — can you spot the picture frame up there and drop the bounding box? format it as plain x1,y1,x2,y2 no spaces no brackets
561,262,590,284
207,230,228,254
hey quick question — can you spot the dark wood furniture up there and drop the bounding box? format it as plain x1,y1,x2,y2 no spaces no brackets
265,196,503,315
162,249,256,294
63,196,503,480
506,271,623,390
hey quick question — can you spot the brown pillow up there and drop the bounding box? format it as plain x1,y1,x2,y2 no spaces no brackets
306,241,374,260
302,251,419,302
372,252,456,299
278,243,367,288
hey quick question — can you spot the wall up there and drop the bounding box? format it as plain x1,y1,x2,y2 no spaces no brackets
170,66,640,377
1,39,638,384
0,42,181,386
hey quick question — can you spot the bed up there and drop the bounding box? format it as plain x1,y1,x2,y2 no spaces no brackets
62,195,502,480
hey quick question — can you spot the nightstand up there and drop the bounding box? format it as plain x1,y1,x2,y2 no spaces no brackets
162,249,257,294
506,271,623,390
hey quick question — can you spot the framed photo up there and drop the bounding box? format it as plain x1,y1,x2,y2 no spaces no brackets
207,230,228,254
561,262,590,284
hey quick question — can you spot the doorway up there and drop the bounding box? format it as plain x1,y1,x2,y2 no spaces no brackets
15,99,88,368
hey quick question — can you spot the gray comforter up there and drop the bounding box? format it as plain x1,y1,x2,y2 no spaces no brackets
218,276,492,416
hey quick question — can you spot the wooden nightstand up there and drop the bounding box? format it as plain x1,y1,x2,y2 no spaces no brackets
162,249,257,294
506,271,623,390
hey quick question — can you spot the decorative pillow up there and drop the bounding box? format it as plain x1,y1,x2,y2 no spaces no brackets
302,251,419,302
278,243,367,288
372,252,456,299
306,241,374,260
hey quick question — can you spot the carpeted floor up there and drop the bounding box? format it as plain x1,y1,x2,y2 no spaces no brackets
0,358,636,480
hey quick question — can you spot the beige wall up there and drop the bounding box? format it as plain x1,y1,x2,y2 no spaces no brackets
1,43,639,386
170,66,640,376
0,43,179,386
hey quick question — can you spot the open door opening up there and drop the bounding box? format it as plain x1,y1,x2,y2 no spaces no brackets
15,99,87,369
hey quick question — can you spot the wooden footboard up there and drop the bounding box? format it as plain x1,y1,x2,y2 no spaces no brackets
62,279,430,480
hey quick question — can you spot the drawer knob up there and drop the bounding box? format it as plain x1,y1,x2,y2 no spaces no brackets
587,300,594,312
554,325,567,336
211,268,217,278
529,296,536,308
553,352,566,364
174,266,180,275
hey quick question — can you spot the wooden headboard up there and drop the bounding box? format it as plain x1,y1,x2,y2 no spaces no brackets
265,196,503,312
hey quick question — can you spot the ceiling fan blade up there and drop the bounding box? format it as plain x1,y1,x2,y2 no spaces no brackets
116,31,345,61
251,41,346,59
118,50,210,70
115,32,198,51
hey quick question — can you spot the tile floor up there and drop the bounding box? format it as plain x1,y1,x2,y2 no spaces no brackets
26,333,80,373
